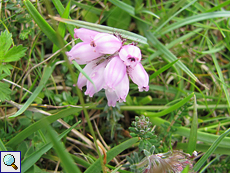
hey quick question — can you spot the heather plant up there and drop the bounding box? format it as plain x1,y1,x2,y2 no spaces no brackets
1,0,230,173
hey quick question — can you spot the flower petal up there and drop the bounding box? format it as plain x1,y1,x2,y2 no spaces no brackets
128,63,149,92
74,28,100,42
77,60,97,90
92,33,122,54
66,42,103,65
119,45,142,67
105,89,118,107
104,56,126,90
85,60,108,97
115,73,129,102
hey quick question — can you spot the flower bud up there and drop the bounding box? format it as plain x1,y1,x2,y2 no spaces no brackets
92,33,122,54
74,28,99,42
119,45,141,67
104,56,126,91
66,42,103,65
128,63,149,92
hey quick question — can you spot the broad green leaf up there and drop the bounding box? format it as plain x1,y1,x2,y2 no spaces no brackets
0,31,12,56
85,137,139,173
193,128,230,172
0,82,11,101
21,121,81,172
10,65,55,118
6,107,82,148
51,16,148,45
0,64,13,75
45,122,81,173
3,45,27,62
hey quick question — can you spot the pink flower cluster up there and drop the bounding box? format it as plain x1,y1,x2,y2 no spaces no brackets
66,28,149,107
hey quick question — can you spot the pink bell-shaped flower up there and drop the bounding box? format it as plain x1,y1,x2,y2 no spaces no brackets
115,73,129,102
128,62,149,92
74,28,100,42
91,33,122,54
77,60,97,90
85,60,108,97
119,45,141,67
104,56,126,91
105,89,118,107
66,42,103,65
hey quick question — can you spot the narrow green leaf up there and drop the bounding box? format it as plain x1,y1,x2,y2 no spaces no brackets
52,0,75,38
6,107,82,148
45,123,81,173
71,2,102,15
72,61,96,91
23,0,69,49
149,59,179,80
21,121,81,172
144,92,194,117
85,137,139,173
187,95,198,154
210,46,230,109
0,138,7,151
53,0,71,53
193,128,230,172
51,16,148,45
10,65,55,118
160,11,230,36
108,0,135,15
149,117,230,148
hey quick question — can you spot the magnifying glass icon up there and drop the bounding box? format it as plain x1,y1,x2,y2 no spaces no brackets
3,154,18,170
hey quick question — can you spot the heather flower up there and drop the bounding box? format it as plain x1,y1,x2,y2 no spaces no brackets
77,60,98,90
104,56,126,91
105,89,118,107
92,33,122,54
85,59,108,97
66,42,103,65
105,73,129,107
128,62,149,92
67,28,149,107
74,28,99,42
115,73,129,102
119,44,141,67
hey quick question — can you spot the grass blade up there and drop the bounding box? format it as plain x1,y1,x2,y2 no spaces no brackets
6,107,82,148
10,65,55,118
21,121,81,172
85,137,139,173
193,128,230,172
161,11,230,36
45,122,81,173
144,92,194,117
50,16,148,45
187,95,198,154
